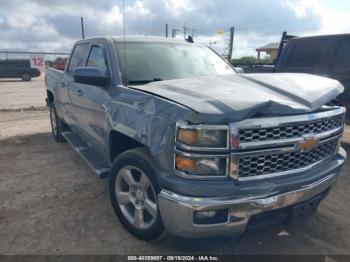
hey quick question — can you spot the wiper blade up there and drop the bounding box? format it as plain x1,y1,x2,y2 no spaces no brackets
128,78,163,84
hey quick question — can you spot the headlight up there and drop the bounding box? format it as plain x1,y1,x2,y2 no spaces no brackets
174,122,230,179
175,154,227,177
176,122,229,149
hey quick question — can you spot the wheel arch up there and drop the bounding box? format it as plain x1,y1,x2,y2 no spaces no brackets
108,129,146,164
47,90,54,104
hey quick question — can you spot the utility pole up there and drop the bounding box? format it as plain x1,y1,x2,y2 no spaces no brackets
81,17,85,40
165,24,168,38
228,26,234,62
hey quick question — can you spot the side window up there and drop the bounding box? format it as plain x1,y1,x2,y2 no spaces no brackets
68,43,89,74
87,46,108,76
287,39,330,69
333,39,350,70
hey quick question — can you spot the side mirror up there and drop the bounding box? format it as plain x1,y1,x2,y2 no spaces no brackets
73,67,109,87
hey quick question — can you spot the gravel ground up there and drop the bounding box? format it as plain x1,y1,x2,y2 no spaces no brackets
0,76,46,110
0,78,350,255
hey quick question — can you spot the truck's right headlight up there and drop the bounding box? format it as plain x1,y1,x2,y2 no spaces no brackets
174,122,230,179
176,122,229,149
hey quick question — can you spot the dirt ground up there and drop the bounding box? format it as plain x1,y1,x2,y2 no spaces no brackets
0,77,350,255
0,76,47,110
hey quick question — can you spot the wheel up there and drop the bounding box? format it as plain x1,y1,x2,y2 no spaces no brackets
109,147,165,240
21,73,31,81
49,102,65,142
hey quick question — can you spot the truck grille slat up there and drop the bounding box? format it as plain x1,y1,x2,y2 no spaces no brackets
239,115,343,143
238,139,338,178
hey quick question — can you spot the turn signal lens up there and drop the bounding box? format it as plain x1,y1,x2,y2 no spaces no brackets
175,155,226,176
175,156,196,172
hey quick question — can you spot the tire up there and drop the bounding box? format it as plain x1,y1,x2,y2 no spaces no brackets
109,147,165,241
21,73,31,81
49,102,65,142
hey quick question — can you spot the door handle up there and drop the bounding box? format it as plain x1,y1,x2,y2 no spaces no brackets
77,90,83,96
61,82,66,88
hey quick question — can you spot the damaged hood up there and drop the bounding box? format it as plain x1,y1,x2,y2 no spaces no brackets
131,73,344,123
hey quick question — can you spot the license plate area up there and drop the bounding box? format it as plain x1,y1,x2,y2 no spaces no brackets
285,188,330,225
286,196,322,224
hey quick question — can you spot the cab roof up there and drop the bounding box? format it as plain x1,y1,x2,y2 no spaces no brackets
76,35,198,45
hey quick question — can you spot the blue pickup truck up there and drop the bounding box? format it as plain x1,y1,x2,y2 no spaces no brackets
46,36,346,240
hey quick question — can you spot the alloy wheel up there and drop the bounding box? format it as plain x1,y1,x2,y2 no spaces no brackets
115,166,158,230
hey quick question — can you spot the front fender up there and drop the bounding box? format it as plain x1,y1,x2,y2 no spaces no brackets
106,87,200,177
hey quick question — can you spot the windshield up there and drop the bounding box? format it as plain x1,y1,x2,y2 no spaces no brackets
115,42,235,84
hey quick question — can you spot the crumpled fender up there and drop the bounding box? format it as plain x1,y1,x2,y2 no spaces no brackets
106,87,200,176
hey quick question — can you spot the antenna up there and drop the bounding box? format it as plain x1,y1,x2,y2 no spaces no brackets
81,17,85,39
122,0,128,85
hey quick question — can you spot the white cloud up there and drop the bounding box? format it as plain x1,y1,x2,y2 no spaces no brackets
284,0,350,35
0,0,348,59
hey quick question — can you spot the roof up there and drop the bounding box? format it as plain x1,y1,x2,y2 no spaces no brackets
76,36,196,45
111,36,192,44
256,43,280,51
290,33,350,42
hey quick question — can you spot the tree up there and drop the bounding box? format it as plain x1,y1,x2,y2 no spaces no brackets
230,56,272,65
231,56,257,65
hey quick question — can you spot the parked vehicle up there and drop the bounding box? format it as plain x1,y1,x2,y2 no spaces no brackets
238,33,350,120
45,36,346,240
276,34,350,119
0,59,41,81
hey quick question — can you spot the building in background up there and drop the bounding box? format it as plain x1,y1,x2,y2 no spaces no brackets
256,43,279,63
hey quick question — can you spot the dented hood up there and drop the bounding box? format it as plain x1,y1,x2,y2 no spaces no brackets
131,73,344,124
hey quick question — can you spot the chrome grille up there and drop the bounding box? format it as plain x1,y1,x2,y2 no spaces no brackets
238,139,338,178
239,114,343,143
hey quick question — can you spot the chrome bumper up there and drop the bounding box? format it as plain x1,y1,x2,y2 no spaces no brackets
158,164,343,238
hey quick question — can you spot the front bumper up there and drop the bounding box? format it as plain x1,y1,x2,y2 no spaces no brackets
158,150,346,238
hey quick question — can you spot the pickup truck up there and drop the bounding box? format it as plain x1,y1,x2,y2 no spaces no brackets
276,34,350,121
45,36,346,240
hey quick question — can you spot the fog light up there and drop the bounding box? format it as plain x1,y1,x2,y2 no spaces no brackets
194,209,229,225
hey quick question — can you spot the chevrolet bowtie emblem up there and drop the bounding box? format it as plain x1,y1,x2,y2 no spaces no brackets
298,136,318,152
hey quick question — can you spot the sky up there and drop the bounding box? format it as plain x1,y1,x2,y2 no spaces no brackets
0,0,349,58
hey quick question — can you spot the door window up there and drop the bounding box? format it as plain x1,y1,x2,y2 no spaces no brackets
86,46,108,76
68,43,89,74
287,39,330,69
